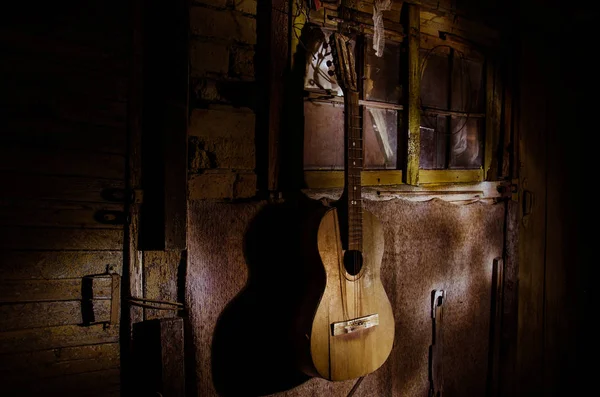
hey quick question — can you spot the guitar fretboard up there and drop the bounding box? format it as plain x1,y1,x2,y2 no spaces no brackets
344,91,362,252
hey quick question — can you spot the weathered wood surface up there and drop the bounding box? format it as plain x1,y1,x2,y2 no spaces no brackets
485,60,502,181
515,31,547,397
4,368,121,396
143,250,182,321
186,199,504,396
0,2,129,395
0,324,119,354
404,3,421,185
0,277,112,302
0,343,119,375
0,174,125,203
0,148,125,180
132,318,185,396
0,251,122,279
0,227,123,250
1,120,127,155
0,300,112,331
0,201,124,229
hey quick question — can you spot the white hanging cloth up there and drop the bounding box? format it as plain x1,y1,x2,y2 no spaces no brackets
372,0,392,57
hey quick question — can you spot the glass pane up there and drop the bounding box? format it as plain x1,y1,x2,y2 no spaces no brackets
365,38,401,104
448,117,483,169
303,101,344,170
451,57,485,113
304,27,343,95
364,107,398,169
420,115,447,169
420,49,449,109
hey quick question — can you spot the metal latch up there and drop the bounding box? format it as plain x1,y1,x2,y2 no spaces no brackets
496,179,518,201
429,290,445,397
81,265,120,328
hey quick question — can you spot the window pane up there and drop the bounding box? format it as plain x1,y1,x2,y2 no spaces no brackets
420,115,448,169
303,101,344,170
365,38,401,104
364,107,398,169
448,117,483,169
451,57,485,113
420,49,449,109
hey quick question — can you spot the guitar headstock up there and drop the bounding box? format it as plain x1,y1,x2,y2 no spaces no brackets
329,32,358,94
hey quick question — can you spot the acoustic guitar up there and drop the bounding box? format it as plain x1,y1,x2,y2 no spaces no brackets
301,32,395,382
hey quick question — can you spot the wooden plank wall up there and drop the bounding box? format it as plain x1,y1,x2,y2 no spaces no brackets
0,2,129,395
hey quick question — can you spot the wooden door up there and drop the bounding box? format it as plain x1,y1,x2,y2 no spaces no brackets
0,2,130,395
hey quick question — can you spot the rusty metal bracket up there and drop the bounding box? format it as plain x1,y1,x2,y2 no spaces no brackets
429,289,445,397
81,265,120,328
496,179,518,201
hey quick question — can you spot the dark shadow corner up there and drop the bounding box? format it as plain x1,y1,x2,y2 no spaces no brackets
210,199,327,396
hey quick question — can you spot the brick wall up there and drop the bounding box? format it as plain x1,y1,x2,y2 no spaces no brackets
189,0,258,200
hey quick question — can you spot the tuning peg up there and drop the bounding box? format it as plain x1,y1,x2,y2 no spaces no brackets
326,60,332,67
328,70,335,76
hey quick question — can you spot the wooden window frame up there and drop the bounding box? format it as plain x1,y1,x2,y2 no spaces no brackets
293,2,502,191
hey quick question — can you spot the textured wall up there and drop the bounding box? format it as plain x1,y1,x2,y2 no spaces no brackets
188,0,258,200
186,197,504,396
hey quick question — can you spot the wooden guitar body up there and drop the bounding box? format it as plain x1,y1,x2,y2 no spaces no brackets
307,206,394,381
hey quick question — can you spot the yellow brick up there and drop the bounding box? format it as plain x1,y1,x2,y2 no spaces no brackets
235,0,257,15
189,172,236,200
190,7,256,45
203,137,255,169
189,107,255,138
232,47,254,78
193,0,227,7
233,172,257,198
190,40,229,76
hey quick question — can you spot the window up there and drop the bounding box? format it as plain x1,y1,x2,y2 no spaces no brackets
419,46,486,170
296,3,497,188
303,26,403,173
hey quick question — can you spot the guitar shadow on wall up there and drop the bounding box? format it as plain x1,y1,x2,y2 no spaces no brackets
211,199,327,396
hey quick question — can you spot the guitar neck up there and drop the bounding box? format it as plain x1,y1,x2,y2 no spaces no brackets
344,90,363,252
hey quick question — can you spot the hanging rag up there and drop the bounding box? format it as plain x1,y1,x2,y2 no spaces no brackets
372,0,392,57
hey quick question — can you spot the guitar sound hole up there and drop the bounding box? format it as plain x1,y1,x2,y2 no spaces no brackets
343,250,363,276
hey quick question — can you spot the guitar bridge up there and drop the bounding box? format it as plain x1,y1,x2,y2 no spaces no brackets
331,314,379,336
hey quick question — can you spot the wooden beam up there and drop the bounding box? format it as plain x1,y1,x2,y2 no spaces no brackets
143,250,182,321
133,318,185,397
126,0,144,334
419,169,483,184
162,0,188,250
485,60,502,180
404,3,421,185
267,0,288,194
